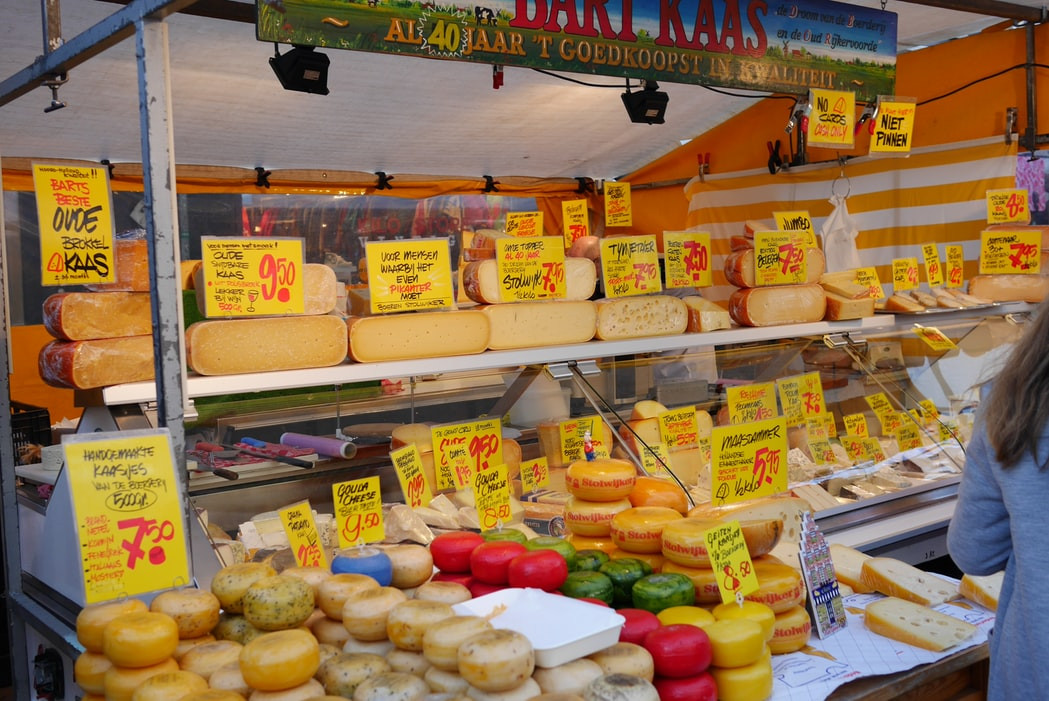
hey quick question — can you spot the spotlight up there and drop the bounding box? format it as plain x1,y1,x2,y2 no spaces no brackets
622,80,668,124
270,44,330,95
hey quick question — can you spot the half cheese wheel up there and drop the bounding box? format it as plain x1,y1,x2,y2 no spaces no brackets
43,291,153,340
348,310,488,362
39,336,155,389
728,284,827,327
723,247,825,288
186,315,347,375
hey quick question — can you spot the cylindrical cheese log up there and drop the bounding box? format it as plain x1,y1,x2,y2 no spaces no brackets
39,336,155,389
43,291,153,340
462,257,597,304
723,247,825,288
347,310,489,362
728,284,826,327
186,315,347,375
193,263,338,317
482,300,597,349
595,295,688,340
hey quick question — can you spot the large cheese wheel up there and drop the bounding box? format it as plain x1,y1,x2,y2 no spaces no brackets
723,247,825,288
628,476,690,514
564,497,633,537
586,642,654,681
211,562,278,614
659,518,722,568
607,548,665,574
178,640,243,681
610,507,684,554
317,652,390,697
279,566,333,597
353,672,430,701
102,611,179,668
533,658,605,695
316,573,380,620
179,691,249,701
193,263,337,317
76,598,149,653
206,661,251,695
583,673,659,701
385,599,455,651
341,586,408,641
422,615,494,671
381,543,435,590
103,658,180,701
149,587,221,640
768,605,811,654
412,580,472,605
212,613,262,645
424,665,470,694
565,459,637,502
728,284,826,327
311,615,352,647
173,634,216,661
39,336,154,389
594,296,688,341
242,575,316,631
563,532,618,555
463,257,597,304
239,629,320,691
457,629,535,692
246,678,325,700
74,651,112,694
745,560,805,613
707,647,773,701
43,291,153,340
482,300,598,349
128,670,208,701
386,648,432,676
969,273,1049,302
348,310,489,362
186,315,347,375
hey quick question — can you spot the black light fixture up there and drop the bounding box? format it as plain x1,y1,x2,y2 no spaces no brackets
622,80,669,124
270,44,330,95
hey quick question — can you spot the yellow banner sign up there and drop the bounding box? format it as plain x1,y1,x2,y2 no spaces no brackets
600,235,661,297
855,267,886,299
390,444,433,508
432,419,503,491
979,229,1042,274
280,501,329,569
333,477,384,548
496,236,567,302
33,163,115,286
506,211,544,237
726,383,778,425
807,89,856,148
664,231,712,288
704,521,760,604
843,413,869,437
558,417,611,464
520,457,550,493
604,182,633,227
921,243,943,287
986,188,1030,224
562,200,590,247
201,237,305,317
773,211,817,248
473,463,512,532
891,257,920,291
366,238,455,313
66,431,189,604
711,416,789,505
754,231,808,286
945,244,965,289
869,98,916,154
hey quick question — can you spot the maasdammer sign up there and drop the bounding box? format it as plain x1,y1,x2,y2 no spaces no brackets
258,0,896,99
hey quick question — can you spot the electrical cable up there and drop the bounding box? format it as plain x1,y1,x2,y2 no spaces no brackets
918,62,1049,106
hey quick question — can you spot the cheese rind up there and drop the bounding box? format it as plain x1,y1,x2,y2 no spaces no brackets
43,291,153,340
482,300,597,350
186,315,347,375
823,291,875,320
595,295,688,340
194,263,338,317
728,285,826,327
682,296,731,332
347,310,488,362
688,497,811,543
959,571,1004,611
859,557,959,605
968,273,1049,303
724,248,826,288
864,596,978,651
462,257,597,304
39,336,155,389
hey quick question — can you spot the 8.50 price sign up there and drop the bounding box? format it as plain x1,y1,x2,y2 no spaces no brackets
201,237,304,317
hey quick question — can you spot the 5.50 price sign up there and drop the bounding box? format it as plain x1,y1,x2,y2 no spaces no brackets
201,237,304,317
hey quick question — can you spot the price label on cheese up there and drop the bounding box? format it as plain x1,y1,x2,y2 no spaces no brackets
921,243,944,287
496,236,566,302
366,239,455,313
664,231,712,288
640,442,672,475
754,231,808,286
432,419,502,491
842,435,868,462
201,237,304,317
879,411,904,434
506,211,543,237
600,235,661,297
773,210,817,248
777,372,825,427
869,97,916,154
895,422,923,451
843,413,869,437
562,200,590,248
473,463,512,532
519,457,550,493
854,267,886,299
865,392,894,420
711,416,789,506
945,245,965,288
914,324,958,352
986,188,1030,224
891,257,920,291
806,88,855,148
704,521,760,604
659,407,699,450
726,383,778,425
979,229,1041,274
390,444,433,508
332,476,384,548
280,501,329,569
65,430,189,604
558,417,611,464
604,182,633,227
918,399,940,422
33,163,116,287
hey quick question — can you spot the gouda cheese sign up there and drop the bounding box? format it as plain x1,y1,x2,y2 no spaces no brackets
604,182,633,227
945,245,965,289
600,235,661,297
704,521,759,604
432,419,503,491
201,237,305,317
473,463,512,533
33,163,115,286
333,476,384,548
869,98,916,154
664,231,712,288
773,211,817,248
979,229,1041,275
921,243,943,287
506,211,543,237
280,501,329,569
807,89,855,148
562,200,590,248
366,238,455,313
496,236,566,302
65,430,189,604
711,416,789,506
726,383,778,425
754,231,807,286
986,188,1030,225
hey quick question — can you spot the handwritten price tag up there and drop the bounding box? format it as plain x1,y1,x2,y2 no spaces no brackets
914,324,958,352
333,476,384,548
879,411,903,434
604,182,633,227
776,372,825,428
979,229,1042,274
854,267,886,299
986,188,1030,224
807,88,856,148
473,464,512,532
391,444,433,508
366,239,455,313
869,98,916,154
711,416,789,506
519,457,550,493
496,236,566,302
921,243,944,287
892,257,920,291
506,211,544,237
431,418,502,491
896,422,923,451
659,407,699,450
773,210,817,248
640,442,672,475
664,232,712,288
945,245,965,288
843,413,869,437
726,383,779,425
862,437,886,462
562,200,590,248
809,439,837,465
558,417,611,464
704,521,760,604
600,235,661,297
865,392,895,420
201,237,304,318
919,399,940,423
280,501,329,569
754,231,808,286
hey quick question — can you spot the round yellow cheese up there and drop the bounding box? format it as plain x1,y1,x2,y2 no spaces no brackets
457,628,535,692
660,560,720,604
211,613,263,645
102,658,179,701
128,670,208,701
709,646,773,701
386,647,432,676
341,635,395,656
210,562,277,614
341,586,408,641
386,599,455,651
279,566,332,597
424,665,470,694
179,691,248,701
178,639,242,681
704,618,765,668
102,611,179,669
769,605,812,654
173,634,216,662
610,506,685,554
206,661,251,696
564,459,637,502
563,532,617,554
532,658,604,695
422,615,493,671
564,497,633,537
585,642,654,681
660,518,722,568
713,601,776,643
73,651,112,695
382,543,435,589
352,671,429,701
149,588,221,639
745,560,805,614
311,614,352,647
76,598,148,653
465,676,541,701
316,652,390,697
412,580,472,605
242,575,316,631
246,678,325,700
239,628,320,691
316,573,380,620
656,605,716,629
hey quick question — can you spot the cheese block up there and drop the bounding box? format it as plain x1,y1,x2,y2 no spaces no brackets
682,296,732,332
462,257,597,304
969,273,1049,303
818,271,871,300
884,293,926,313
723,247,825,288
864,596,978,652
959,571,1004,611
181,260,201,290
688,496,811,543
728,284,826,327
595,295,688,340
39,336,154,389
482,300,597,350
743,220,774,237
347,287,371,316
186,315,347,375
347,310,488,362
823,291,875,320
194,263,337,317
859,557,960,605
86,236,150,292
43,291,153,340
828,543,874,594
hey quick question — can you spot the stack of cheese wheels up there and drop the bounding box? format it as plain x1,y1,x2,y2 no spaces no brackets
98,610,184,701
562,458,638,554
705,618,775,701
723,224,827,327
609,506,684,575
745,559,810,654
615,399,714,490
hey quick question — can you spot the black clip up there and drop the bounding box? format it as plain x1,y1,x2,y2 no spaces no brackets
575,177,594,194
376,171,394,190
100,159,115,179
255,166,271,188
483,175,499,193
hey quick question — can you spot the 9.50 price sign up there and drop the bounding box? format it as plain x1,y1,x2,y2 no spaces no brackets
201,237,304,317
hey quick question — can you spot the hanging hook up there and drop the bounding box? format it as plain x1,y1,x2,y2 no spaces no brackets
42,72,67,114
831,156,851,198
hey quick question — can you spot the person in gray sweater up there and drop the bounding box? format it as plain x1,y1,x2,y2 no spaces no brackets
947,304,1049,701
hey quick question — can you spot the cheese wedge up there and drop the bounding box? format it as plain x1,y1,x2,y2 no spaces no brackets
823,291,875,320
864,596,978,651
187,315,348,375
682,296,731,332
959,571,1004,611
482,300,597,350
883,293,925,313
688,497,811,543
828,543,874,594
348,310,488,362
818,271,870,299
859,557,959,605
595,295,688,340
462,257,597,304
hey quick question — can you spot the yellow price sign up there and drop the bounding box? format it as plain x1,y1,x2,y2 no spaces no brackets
496,236,566,302
869,98,916,154
200,237,305,318
945,245,965,289
519,457,550,493
506,211,544,237
773,210,817,247
332,477,384,548
986,188,1030,224
604,182,633,227
659,407,699,451
865,392,894,419
914,324,958,352
711,417,789,505
704,521,760,604
280,501,329,569
819,412,837,438
879,411,904,434
726,383,778,425
862,437,886,462
33,163,115,286
65,430,189,604
777,372,825,427
842,435,870,462
896,422,923,451
754,231,808,286
854,267,885,299
432,419,503,491
640,442,672,475
979,229,1041,274
558,417,611,464
366,239,455,313
664,232,712,288
807,88,856,147
600,235,661,297
918,399,940,422
939,422,958,443
921,243,944,287
843,413,869,437
892,257,920,291
390,444,433,508
562,200,590,247
473,464,512,532
809,439,837,465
